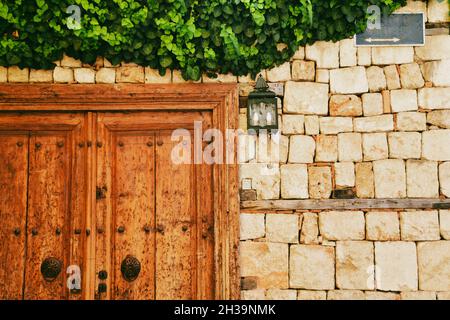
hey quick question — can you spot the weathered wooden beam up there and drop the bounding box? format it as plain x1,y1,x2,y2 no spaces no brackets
240,199,450,211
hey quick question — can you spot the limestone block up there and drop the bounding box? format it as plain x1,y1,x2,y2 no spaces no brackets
366,211,400,241
335,162,355,188
60,54,82,67
330,66,369,94
240,242,289,288
308,166,332,199
288,135,316,163
422,130,450,161
338,133,362,162
74,68,95,83
327,290,365,300
440,210,450,240
297,290,326,300
239,163,280,199
284,82,329,115
0,66,7,82
388,132,421,159
384,65,401,90
415,35,450,60
440,162,450,197
300,212,319,245
357,47,371,66
240,213,265,240
305,41,339,68
316,69,329,83
390,90,418,112
304,115,320,135
399,63,425,89
418,88,450,110
53,67,74,83
241,290,266,300
353,115,394,133
329,95,362,116
293,46,305,60
7,66,29,82
145,67,171,83
423,59,450,87
401,291,436,300
427,110,450,129
281,164,308,199
395,0,427,21
336,241,374,290
282,115,305,134
400,210,440,241
362,93,383,117
356,162,375,198
266,289,297,300
95,68,116,84
29,69,53,83
116,66,145,83
266,214,299,243
292,60,315,81
267,62,291,82
428,0,450,23
290,245,335,290
340,39,357,67
406,160,439,198
315,135,338,163
375,242,418,291
362,133,388,161
366,66,387,92
396,112,427,131
437,292,450,300
418,241,450,291
365,292,400,300
320,117,353,134
319,211,365,241
372,47,414,65
373,159,406,198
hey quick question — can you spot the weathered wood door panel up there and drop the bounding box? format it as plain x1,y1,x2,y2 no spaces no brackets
0,113,87,300
95,112,214,300
0,83,239,300
155,131,214,300
0,132,29,299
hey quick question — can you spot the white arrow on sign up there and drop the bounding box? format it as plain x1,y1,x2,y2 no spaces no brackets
365,37,400,43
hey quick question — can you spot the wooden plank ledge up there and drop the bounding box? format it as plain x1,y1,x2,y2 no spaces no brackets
241,199,450,211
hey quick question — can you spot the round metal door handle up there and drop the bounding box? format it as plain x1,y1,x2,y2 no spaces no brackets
41,257,62,282
121,255,141,282
31,228,38,236
157,140,163,146
55,227,61,235
117,226,125,233
182,225,189,232
147,142,153,147
13,228,21,236
143,225,151,233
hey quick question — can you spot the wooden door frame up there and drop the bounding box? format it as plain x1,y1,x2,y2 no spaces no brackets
0,84,240,300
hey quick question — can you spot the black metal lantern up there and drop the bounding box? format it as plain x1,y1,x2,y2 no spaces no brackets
247,75,278,132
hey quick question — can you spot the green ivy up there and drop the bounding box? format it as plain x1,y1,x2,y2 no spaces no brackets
0,0,406,80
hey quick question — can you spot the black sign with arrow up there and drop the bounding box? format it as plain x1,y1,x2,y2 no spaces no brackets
355,13,425,47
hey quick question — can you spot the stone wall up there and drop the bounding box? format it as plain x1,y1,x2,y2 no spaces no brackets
0,0,448,301
240,209,450,300
238,0,450,300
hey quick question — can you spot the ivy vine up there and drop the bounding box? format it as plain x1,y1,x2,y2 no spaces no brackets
0,0,406,80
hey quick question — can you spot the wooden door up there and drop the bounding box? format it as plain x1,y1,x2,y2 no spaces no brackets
0,113,87,300
95,111,215,300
